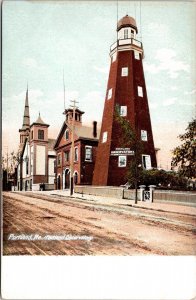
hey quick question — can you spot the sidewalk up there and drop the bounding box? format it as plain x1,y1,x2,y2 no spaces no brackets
29,189,196,217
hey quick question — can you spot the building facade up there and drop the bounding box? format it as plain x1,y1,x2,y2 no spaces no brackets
93,15,157,186
17,89,56,191
54,108,99,189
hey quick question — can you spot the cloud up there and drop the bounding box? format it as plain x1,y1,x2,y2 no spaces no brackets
149,102,159,109
144,48,190,79
184,88,196,95
162,97,177,106
93,66,109,74
23,58,39,69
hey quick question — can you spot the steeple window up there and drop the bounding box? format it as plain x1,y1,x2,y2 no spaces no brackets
38,129,44,140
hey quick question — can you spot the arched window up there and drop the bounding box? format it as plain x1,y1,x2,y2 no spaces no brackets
65,129,69,140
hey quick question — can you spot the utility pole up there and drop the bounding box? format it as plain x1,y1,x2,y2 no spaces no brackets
6,147,9,191
70,99,78,196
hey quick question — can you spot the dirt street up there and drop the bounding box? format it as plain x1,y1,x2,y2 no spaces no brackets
3,191,196,255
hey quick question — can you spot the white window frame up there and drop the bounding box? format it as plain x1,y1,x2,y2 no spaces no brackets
74,147,78,162
85,146,92,161
102,132,108,143
141,130,148,141
134,51,140,60
121,67,128,77
138,86,143,97
120,106,127,117
142,155,152,170
118,156,127,167
107,88,112,100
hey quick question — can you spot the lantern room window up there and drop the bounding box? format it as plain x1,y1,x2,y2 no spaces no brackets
124,29,128,39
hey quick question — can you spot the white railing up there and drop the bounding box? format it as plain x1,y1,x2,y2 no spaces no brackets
110,38,142,51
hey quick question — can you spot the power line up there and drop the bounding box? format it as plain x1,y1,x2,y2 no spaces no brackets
63,69,66,111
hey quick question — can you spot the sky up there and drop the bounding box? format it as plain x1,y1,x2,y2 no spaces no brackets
2,0,196,169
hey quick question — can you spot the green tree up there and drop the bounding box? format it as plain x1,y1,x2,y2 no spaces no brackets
171,119,196,179
115,106,143,204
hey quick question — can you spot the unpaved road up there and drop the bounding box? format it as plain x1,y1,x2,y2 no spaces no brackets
3,192,196,255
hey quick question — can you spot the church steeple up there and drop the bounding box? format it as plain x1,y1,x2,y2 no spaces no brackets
22,86,30,130
19,86,30,149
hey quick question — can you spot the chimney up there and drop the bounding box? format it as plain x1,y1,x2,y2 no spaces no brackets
93,121,97,138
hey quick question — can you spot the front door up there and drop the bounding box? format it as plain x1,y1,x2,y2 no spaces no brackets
65,169,70,189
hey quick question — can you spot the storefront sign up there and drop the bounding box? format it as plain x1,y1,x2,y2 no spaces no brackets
110,148,134,156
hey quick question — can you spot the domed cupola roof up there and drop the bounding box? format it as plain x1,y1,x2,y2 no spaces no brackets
117,15,138,33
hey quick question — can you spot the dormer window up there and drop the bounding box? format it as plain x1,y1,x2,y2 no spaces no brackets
124,29,128,39
38,129,44,140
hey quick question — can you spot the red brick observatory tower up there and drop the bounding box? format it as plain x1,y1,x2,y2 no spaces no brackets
93,15,157,186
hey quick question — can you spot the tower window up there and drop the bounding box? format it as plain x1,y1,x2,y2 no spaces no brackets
107,88,112,100
102,132,108,143
141,130,148,141
74,147,78,162
120,106,127,117
118,156,127,167
38,129,44,140
31,131,33,140
124,29,128,39
65,129,69,140
85,146,92,161
131,29,134,38
138,86,143,97
134,51,140,60
121,67,128,77
142,155,151,170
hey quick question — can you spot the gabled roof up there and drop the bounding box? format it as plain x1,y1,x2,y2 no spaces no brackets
54,121,100,149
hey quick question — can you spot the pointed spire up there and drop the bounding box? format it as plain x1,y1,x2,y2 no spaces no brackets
22,86,30,129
